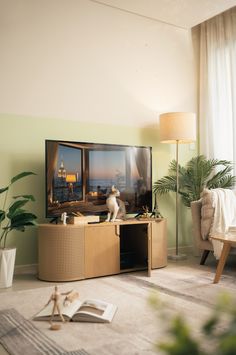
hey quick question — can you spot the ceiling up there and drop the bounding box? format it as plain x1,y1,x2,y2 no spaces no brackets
92,0,236,28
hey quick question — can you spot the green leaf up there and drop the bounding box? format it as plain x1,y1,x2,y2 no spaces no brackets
12,194,36,201
10,212,37,223
7,200,29,218
153,175,177,194
158,316,201,355
13,221,37,232
207,175,236,189
202,315,219,335
8,208,25,218
11,172,36,184
10,221,37,231
0,210,6,223
0,187,9,194
10,213,37,229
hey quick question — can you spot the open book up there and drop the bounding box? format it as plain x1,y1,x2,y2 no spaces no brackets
34,298,117,323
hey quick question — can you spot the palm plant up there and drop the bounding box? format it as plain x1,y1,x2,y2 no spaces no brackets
0,172,37,249
153,155,236,207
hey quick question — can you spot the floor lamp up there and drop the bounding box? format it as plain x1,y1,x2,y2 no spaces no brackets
159,112,196,260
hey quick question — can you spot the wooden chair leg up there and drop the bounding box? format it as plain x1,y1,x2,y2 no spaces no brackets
200,250,210,265
213,243,231,284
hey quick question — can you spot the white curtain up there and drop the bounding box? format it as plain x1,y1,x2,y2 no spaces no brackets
199,7,236,169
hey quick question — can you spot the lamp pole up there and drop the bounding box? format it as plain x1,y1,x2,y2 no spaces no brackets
168,139,186,260
176,140,179,256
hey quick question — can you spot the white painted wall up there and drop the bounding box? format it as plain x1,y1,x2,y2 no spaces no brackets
0,0,197,127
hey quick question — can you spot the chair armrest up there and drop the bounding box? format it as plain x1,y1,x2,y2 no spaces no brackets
191,200,213,252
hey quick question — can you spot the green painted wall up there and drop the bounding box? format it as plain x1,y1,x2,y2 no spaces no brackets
0,114,196,266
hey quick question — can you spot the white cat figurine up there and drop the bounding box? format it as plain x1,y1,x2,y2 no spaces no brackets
61,212,68,225
105,186,126,222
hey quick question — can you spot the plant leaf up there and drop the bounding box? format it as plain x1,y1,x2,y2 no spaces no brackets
0,210,5,223
0,187,9,194
11,221,37,231
9,212,37,230
11,172,36,185
153,175,176,195
10,212,37,223
203,315,219,335
153,155,236,207
7,200,29,218
12,194,36,201
13,221,37,231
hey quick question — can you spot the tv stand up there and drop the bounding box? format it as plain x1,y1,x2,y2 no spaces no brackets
38,218,167,282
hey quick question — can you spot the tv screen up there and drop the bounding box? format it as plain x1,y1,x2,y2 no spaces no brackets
45,140,152,218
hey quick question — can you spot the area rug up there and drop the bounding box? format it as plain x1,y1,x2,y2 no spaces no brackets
0,276,160,355
0,270,221,355
131,258,236,307
0,309,89,355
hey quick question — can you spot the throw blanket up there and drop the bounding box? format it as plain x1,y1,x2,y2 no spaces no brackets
210,188,236,259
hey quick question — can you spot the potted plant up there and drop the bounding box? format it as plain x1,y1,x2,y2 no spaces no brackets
0,171,37,288
153,155,236,207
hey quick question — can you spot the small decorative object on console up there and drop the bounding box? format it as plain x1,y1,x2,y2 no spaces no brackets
106,185,126,222
140,206,150,219
135,206,150,219
150,195,163,218
68,215,100,224
60,212,68,225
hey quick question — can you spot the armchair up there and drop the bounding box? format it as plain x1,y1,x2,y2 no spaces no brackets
191,200,214,264
191,200,236,265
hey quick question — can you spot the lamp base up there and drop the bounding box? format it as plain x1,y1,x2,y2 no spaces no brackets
168,253,187,261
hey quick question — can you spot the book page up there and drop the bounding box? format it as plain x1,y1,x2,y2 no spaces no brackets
78,306,104,316
78,299,107,316
34,299,82,320
73,299,117,322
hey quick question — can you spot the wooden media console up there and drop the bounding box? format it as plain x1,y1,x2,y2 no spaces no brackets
38,218,167,282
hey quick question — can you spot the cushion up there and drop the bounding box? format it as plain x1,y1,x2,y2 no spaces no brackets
200,188,215,240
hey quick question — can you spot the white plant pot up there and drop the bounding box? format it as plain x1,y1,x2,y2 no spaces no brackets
0,248,16,288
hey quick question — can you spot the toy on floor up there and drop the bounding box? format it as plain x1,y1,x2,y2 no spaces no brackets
44,286,79,330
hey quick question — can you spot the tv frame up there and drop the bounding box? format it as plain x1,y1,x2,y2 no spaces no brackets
45,139,152,219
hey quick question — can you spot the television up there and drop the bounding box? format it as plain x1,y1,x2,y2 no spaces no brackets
45,140,152,219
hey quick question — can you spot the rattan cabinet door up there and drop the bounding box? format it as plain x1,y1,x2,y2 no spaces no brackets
84,224,120,278
38,225,85,281
151,219,167,269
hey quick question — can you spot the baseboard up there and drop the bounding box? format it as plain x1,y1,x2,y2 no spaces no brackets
14,264,38,275
167,245,194,255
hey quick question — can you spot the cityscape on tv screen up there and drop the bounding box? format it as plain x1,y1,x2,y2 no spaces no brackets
46,140,152,218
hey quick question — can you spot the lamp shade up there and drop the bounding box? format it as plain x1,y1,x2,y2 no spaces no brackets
159,112,196,143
